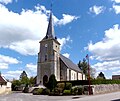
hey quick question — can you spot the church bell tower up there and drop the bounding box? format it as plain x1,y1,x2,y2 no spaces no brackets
37,12,60,85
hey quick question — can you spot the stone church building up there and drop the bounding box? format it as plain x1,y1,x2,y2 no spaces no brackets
37,12,85,85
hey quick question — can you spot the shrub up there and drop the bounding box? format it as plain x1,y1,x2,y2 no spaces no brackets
71,86,78,95
65,82,72,90
33,88,43,95
71,86,83,95
37,88,43,95
32,88,40,95
49,91,55,96
56,83,65,94
32,88,50,95
77,86,83,95
49,83,65,95
54,87,63,95
57,83,65,89
32,88,39,93
63,90,71,95
91,79,120,85
42,88,50,95
47,74,57,92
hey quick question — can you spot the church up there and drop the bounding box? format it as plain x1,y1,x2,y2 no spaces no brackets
37,12,85,85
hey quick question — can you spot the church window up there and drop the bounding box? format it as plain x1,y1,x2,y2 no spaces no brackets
74,73,75,80
45,54,47,61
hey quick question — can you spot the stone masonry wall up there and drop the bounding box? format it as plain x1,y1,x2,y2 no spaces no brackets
92,84,120,94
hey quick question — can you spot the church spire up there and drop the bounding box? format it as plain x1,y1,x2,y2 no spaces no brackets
45,11,55,39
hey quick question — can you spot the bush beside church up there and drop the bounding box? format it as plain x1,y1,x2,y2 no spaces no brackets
32,74,120,95
32,74,84,96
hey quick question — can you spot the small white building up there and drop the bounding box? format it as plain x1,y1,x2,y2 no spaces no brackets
0,74,11,94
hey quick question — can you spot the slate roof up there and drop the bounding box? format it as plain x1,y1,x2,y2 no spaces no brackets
0,75,7,84
41,12,60,45
43,12,55,40
60,54,82,73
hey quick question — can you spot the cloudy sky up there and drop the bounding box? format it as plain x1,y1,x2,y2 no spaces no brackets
0,0,120,80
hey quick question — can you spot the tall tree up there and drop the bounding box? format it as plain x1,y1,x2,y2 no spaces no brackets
47,74,57,92
21,76,29,85
19,71,27,80
19,71,29,85
78,58,96,79
29,77,36,86
78,58,88,76
97,72,106,79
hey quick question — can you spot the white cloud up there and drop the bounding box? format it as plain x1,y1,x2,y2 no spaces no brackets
58,36,72,50
0,4,77,56
3,69,36,80
62,53,70,58
89,5,105,15
88,24,120,61
0,63,8,69
0,54,20,69
26,63,37,73
9,40,39,55
55,14,79,25
113,5,120,14
0,54,19,64
88,24,120,77
112,70,120,75
25,63,37,77
3,70,22,80
0,0,12,4
92,60,120,71
112,0,120,3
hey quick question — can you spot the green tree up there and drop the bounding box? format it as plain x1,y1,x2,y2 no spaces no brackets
12,80,21,91
21,76,29,85
78,59,96,79
19,71,27,80
97,72,106,79
47,74,57,92
12,80,21,86
78,59,88,76
19,71,29,85
29,77,36,86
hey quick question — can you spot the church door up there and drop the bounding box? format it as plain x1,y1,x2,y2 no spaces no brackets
43,75,48,86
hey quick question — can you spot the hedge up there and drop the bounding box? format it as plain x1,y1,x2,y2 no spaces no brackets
57,79,120,86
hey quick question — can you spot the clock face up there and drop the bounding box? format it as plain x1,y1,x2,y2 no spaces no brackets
45,44,47,47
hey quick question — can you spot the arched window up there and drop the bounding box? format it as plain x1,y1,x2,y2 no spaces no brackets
45,54,47,61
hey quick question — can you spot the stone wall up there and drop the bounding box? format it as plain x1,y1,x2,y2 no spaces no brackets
92,84,120,94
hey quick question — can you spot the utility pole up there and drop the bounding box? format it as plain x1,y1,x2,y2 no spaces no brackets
86,54,91,95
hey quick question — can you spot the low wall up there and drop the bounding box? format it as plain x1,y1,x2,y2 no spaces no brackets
92,84,120,94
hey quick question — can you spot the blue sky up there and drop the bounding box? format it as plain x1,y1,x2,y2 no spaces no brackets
0,0,120,80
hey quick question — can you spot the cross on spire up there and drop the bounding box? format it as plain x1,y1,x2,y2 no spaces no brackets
50,0,53,12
